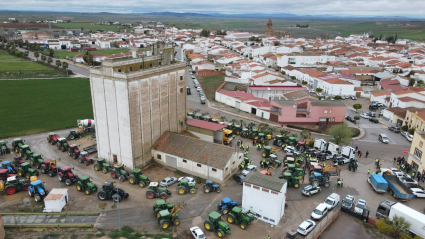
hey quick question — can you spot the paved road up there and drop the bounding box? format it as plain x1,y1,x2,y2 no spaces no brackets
2,215,98,225
319,213,378,239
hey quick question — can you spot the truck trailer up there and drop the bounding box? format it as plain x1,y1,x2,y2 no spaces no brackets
367,174,388,193
383,173,414,201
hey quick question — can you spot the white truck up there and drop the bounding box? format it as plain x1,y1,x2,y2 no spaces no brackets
341,146,356,160
314,139,327,152
77,119,95,132
324,142,339,159
376,200,425,238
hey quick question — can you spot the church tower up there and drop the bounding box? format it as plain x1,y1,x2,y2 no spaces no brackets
266,18,275,36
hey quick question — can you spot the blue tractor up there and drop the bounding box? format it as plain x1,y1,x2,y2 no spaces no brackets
1,161,17,174
203,180,221,194
28,180,49,202
218,197,238,215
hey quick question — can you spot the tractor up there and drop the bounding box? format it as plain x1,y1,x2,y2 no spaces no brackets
67,130,82,140
233,124,242,135
76,176,98,195
262,146,274,158
153,199,175,218
40,158,58,177
157,202,186,229
226,123,234,130
19,145,33,160
240,128,249,138
249,129,259,139
93,158,111,174
78,151,93,166
47,132,60,145
176,178,198,195
257,133,267,144
287,137,297,146
0,176,30,195
218,197,238,215
56,138,69,152
268,154,281,167
203,180,221,193
146,182,172,199
0,169,17,181
11,138,25,153
348,159,358,172
279,172,300,188
295,141,306,152
12,155,24,167
110,163,130,182
309,172,330,188
204,211,231,238
29,153,43,169
67,144,80,159
226,206,258,230
273,135,286,147
128,168,151,188
28,180,49,202
18,162,39,179
97,181,129,202
57,166,79,186
1,161,17,174
0,140,10,155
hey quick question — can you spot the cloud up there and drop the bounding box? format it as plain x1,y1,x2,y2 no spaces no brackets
1,0,425,16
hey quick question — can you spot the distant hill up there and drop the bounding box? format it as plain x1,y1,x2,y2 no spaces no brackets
142,12,212,17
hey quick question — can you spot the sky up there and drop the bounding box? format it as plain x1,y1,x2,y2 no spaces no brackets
1,0,425,17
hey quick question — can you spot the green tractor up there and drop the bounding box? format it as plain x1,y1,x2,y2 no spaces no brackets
204,211,231,238
226,206,258,230
279,172,300,188
146,182,172,199
240,128,249,138
11,138,25,153
273,135,285,147
0,176,30,195
93,158,111,174
56,138,69,152
157,202,186,229
287,137,297,146
18,162,39,179
128,168,151,188
19,145,33,160
153,199,175,218
249,129,259,139
176,178,198,195
262,146,274,158
110,163,130,182
309,172,330,188
233,124,242,135
257,133,268,144
226,123,234,130
268,154,282,167
0,140,10,155
76,176,98,195
29,153,43,169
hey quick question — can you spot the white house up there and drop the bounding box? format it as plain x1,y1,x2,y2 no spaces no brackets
277,53,335,68
389,90,425,108
318,76,355,96
192,61,215,71
96,39,111,48
247,85,307,100
152,132,243,183
48,42,61,50
242,172,287,226
43,188,68,212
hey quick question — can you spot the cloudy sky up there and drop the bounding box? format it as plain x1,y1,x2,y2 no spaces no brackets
1,0,425,17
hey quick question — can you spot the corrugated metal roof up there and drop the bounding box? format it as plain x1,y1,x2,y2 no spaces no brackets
187,118,226,131
244,172,286,192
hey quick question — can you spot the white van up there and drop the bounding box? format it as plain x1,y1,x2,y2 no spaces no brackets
311,203,328,220
324,193,340,210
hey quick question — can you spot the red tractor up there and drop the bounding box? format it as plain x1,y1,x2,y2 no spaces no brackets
67,144,80,159
13,155,25,166
58,166,79,186
78,151,93,166
0,169,17,181
40,159,58,177
47,133,60,145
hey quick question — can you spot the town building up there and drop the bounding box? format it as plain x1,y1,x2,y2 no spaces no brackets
89,42,186,169
405,109,425,131
242,172,287,225
186,118,227,143
407,130,425,174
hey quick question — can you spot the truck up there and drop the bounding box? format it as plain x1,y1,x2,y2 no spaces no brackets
314,139,327,151
77,119,95,131
215,129,233,146
383,173,414,201
341,146,355,160
376,200,425,238
367,174,388,193
323,142,339,159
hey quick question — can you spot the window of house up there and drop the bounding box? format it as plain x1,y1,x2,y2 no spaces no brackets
225,167,228,171
180,76,183,81
182,159,187,163
263,216,269,220
180,88,183,93
197,164,202,167
129,67,133,72
332,117,335,122
271,191,278,195
159,61,162,65
157,154,161,159
269,219,275,223
324,110,328,114
140,65,143,69
150,63,152,67
420,141,423,148
113,154,117,163
245,183,251,187
118,69,122,72
212,168,217,172
233,161,235,165
415,148,422,159
330,110,332,114
262,188,269,193
253,186,260,190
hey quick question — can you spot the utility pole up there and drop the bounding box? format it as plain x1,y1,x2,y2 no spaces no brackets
117,178,121,231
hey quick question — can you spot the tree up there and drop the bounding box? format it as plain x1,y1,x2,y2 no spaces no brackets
273,41,280,46
291,133,298,138
290,76,296,80
200,29,210,37
268,126,278,137
302,80,308,85
327,122,353,146
300,130,311,140
391,215,411,233
62,62,69,70
316,88,323,93
220,116,226,123
409,78,415,87
41,55,46,62
353,104,362,112
47,56,53,65
354,116,360,121
83,52,94,66
34,51,39,61
239,119,245,128
334,95,342,100
418,80,424,86
55,60,61,68
408,128,416,135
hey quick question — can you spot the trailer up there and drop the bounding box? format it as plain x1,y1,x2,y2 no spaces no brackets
341,146,355,160
314,139,327,151
367,174,388,193
83,145,97,154
383,173,414,201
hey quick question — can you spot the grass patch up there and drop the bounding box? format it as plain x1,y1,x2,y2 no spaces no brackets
53,48,132,59
0,78,93,138
350,127,361,137
197,75,225,100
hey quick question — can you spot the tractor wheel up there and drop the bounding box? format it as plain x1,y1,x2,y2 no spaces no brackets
76,184,83,191
294,183,299,188
102,168,108,174
139,181,146,188
98,190,108,201
204,221,213,231
78,158,83,163
324,182,330,188
227,215,235,224
5,186,16,195
28,189,34,197
48,171,55,177
65,179,72,186
70,135,75,140
177,187,186,195
312,181,319,187
85,189,91,195
30,160,34,166
204,187,210,193
146,191,155,199
216,187,221,193
217,229,225,238
23,185,29,191
221,208,229,215
129,176,136,184
190,188,196,194
240,222,247,230
57,145,60,150
173,219,180,226
123,193,129,199
94,165,100,171
119,175,126,182
18,171,23,177
160,221,170,229
262,152,266,157
84,161,89,166
34,195,42,202
160,192,167,199
111,171,117,179
112,194,121,203
41,167,46,174
73,154,78,159
156,211,161,218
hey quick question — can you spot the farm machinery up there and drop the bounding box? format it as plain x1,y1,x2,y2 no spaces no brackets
153,199,175,218
262,146,275,158
279,172,300,188
146,182,172,199
128,168,151,188
28,180,49,202
78,151,93,166
13,155,24,167
57,166,79,186
67,144,80,159
93,158,111,174
29,153,43,169
226,206,259,230
203,180,221,193
40,158,58,177
157,202,186,229
309,172,330,188
18,162,39,179
110,163,130,182
218,197,238,215
176,178,198,195
1,161,17,174
97,181,129,202
76,176,98,195
0,140,10,155
204,211,231,238
56,138,69,152
67,130,82,140
11,138,25,153
19,145,33,160
0,169,16,181
0,176,30,195
47,132,60,145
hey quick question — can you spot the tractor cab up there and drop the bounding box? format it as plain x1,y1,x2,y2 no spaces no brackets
273,135,285,146
226,123,234,130
287,137,297,146
240,128,249,137
296,141,306,152
80,151,89,158
79,175,92,185
1,161,16,173
12,138,24,152
279,172,300,188
102,181,115,192
29,179,48,202
154,199,174,211
284,155,295,166
233,124,242,135
113,163,125,171
69,144,79,152
20,145,33,159
132,168,143,177
250,129,259,139
13,155,24,166
30,153,43,168
59,166,73,174
0,140,10,155
262,146,273,158
0,168,16,181
258,133,266,144
269,154,281,167
57,138,69,151
218,197,238,214
68,130,81,140
78,151,93,165
47,132,59,143
204,211,231,237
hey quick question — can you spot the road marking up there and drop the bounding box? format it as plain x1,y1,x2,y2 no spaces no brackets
358,124,386,129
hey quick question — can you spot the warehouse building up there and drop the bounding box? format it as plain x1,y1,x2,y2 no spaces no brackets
186,118,226,143
242,172,287,225
90,42,187,169
152,132,243,183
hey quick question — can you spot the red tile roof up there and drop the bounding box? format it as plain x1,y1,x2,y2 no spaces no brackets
187,118,226,131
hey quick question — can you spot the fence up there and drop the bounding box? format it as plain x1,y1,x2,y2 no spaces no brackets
304,207,340,239
341,207,370,222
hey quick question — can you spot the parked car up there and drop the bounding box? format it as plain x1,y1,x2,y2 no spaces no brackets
401,131,409,138
284,146,301,156
306,149,318,156
341,95,346,100
406,134,413,142
379,134,389,144
302,185,321,197
196,87,202,92
199,91,204,96
178,177,195,184
233,174,245,184
410,188,425,198
346,116,356,123
324,193,340,210
354,199,367,215
159,177,177,187
190,226,206,239
337,157,351,165
309,89,316,93
317,93,323,97
241,165,257,176
359,113,369,119
200,96,206,104
367,112,376,117
369,118,379,123
342,195,355,209
388,127,400,133
311,203,328,220
297,219,316,235
351,96,357,100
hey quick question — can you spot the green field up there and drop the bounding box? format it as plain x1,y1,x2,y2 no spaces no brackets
53,48,132,59
0,51,67,79
0,78,93,138
197,75,225,100
54,23,127,31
